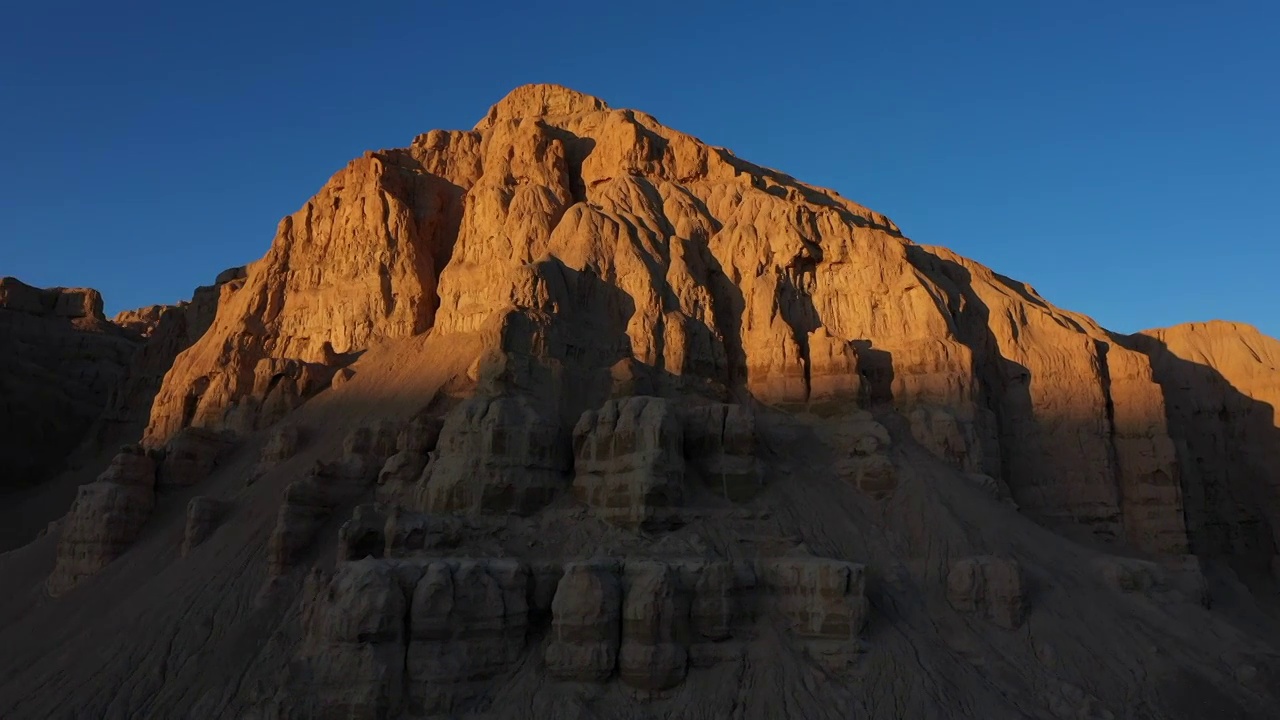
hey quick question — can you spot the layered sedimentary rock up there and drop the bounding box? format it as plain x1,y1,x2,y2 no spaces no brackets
1092,554,1209,607
684,560,757,667
417,394,571,515
407,559,529,712
127,83,1206,561
157,427,232,487
47,446,158,594
0,278,138,486
375,415,443,503
573,397,686,529
99,268,247,441
824,411,898,499
294,557,529,716
141,142,470,444
294,560,409,718
1129,322,1280,570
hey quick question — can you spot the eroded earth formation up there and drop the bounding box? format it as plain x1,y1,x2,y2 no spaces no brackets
1,85,1279,719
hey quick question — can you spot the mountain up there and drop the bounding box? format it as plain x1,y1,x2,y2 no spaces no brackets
0,84,1277,719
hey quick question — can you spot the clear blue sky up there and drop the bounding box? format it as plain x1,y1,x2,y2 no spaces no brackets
2,1,1277,336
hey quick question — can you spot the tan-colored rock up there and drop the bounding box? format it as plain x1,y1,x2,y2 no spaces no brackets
337,504,388,561
1129,321,1280,568
261,424,303,463
683,560,756,667
142,145,462,444
546,560,622,681
375,415,443,504
808,327,861,406
100,268,247,440
382,507,463,557
947,556,1026,629
47,446,158,595
573,397,686,530
1093,555,1208,606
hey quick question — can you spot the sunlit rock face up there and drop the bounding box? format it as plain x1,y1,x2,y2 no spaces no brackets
137,83,1209,558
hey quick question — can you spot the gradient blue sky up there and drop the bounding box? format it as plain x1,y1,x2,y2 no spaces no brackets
2,1,1277,335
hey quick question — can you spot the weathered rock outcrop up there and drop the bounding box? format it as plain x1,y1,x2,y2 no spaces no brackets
683,403,762,501
573,397,686,530
407,559,529,713
619,561,689,691
0,278,138,486
293,560,409,718
141,144,469,444
375,415,443,503
268,425,398,575
417,394,571,516
126,83,1211,563
157,426,233,487
546,560,623,681
1129,322,1280,571
47,446,158,594
99,268,247,440
293,557,530,717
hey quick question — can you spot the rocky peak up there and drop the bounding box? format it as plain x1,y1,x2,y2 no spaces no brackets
0,276,105,320
6,85,1280,720
473,83,609,130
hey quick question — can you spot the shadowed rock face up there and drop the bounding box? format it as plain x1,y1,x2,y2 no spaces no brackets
1127,322,1280,570
0,278,138,487
5,85,1280,720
